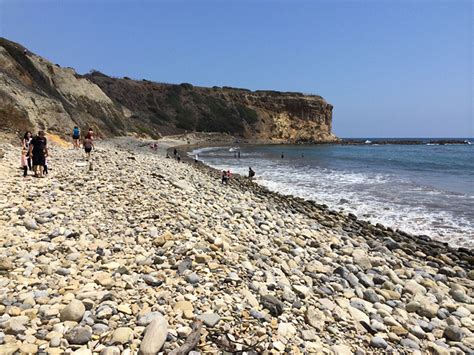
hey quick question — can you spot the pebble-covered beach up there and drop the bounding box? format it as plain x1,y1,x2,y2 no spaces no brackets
0,137,473,354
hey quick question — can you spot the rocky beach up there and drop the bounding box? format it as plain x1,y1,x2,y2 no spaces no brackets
0,136,473,355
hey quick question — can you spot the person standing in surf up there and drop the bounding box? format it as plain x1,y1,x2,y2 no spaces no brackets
248,167,255,179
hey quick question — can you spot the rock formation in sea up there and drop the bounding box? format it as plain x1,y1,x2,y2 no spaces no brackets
0,37,336,142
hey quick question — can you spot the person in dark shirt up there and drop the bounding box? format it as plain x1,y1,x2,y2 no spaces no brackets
248,167,255,179
29,131,48,177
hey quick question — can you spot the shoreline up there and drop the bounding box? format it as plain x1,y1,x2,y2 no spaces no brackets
0,135,473,353
171,139,473,268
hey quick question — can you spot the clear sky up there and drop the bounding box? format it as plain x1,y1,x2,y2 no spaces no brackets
1,0,472,138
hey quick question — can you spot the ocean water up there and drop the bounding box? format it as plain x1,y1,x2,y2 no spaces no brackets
191,140,474,249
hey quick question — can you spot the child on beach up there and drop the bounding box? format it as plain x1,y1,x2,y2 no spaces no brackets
43,152,49,175
21,149,28,177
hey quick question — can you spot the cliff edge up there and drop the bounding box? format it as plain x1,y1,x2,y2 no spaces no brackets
0,38,336,142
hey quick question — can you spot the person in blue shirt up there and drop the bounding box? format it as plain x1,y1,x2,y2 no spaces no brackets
72,126,80,149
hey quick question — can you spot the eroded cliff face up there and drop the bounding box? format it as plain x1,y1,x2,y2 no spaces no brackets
0,37,336,142
0,38,128,136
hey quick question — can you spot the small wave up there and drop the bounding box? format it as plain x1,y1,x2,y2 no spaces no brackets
189,146,228,155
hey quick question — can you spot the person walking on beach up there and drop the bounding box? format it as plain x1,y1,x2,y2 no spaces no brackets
29,131,48,178
194,154,199,163
83,135,93,160
173,148,178,158
72,126,80,149
86,127,94,140
21,131,33,171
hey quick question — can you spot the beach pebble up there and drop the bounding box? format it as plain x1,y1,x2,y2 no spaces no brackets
60,300,85,322
139,316,168,355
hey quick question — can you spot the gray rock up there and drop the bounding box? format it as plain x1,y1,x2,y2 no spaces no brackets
409,325,426,339
96,305,114,319
400,338,420,350
370,336,387,349
225,272,240,282
60,300,85,322
92,323,109,335
345,273,360,287
138,316,168,355
186,272,200,285
177,258,192,275
142,274,163,287
260,295,285,316
24,218,38,230
5,316,29,334
357,272,374,287
65,326,92,345
56,267,71,276
17,207,26,216
249,309,265,320
301,329,318,341
444,325,464,341
198,313,221,327
451,289,470,303
363,289,380,303
100,347,121,355
417,302,439,319
137,312,164,326
305,306,325,331
50,337,61,347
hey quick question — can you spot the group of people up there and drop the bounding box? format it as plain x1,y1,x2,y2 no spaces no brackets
221,170,232,184
20,126,95,178
21,131,48,178
73,126,95,159
221,167,255,185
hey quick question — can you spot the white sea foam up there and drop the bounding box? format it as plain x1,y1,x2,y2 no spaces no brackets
193,146,474,249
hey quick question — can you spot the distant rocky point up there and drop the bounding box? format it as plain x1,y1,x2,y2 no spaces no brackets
0,37,336,142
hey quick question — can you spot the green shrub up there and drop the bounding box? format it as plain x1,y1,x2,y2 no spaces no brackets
236,104,259,124
175,109,195,130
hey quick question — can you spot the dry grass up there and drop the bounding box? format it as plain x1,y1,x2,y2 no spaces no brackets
46,133,71,148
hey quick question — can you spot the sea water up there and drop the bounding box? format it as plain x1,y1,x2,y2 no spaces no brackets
191,140,474,248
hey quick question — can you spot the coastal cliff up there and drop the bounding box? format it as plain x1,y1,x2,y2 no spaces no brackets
0,38,336,142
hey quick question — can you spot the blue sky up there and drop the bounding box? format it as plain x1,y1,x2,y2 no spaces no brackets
1,0,472,137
